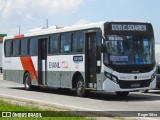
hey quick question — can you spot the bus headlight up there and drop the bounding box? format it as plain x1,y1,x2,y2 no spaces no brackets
104,71,118,83
105,72,112,79
112,76,118,83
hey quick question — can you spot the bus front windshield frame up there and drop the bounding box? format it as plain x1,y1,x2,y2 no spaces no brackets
104,35,154,65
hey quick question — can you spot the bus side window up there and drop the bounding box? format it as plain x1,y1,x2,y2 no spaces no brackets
5,40,13,57
21,38,29,56
49,34,59,54
29,38,38,56
60,33,71,53
13,39,20,57
72,31,83,53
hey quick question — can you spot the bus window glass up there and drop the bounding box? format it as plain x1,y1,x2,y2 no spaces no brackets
49,35,59,54
21,38,28,56
104,35,154,65
29,38,38,56
5,40,13,57
72,31,83,53
13,39,20,56
60,33,71,53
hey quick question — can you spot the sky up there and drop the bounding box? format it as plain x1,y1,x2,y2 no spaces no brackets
0,0,160,42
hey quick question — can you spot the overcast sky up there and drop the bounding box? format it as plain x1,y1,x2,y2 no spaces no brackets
0,0,160,42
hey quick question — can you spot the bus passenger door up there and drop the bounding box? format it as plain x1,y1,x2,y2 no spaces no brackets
85,32,97,89
38,38,48,85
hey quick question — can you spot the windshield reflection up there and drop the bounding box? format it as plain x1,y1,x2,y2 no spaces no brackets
104,35,154,65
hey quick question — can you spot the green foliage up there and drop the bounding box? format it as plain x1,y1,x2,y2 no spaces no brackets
0,100,87,120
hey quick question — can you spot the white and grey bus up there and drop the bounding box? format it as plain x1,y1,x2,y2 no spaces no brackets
3,21,156,97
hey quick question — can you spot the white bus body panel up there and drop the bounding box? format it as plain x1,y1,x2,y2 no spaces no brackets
103,78,156,92
4,57,23,72
102,66,156,92
47,55,85,72
3,56,38,85
4,57,38,71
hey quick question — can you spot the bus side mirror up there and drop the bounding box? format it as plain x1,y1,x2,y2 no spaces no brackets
102,41,110,53
157,65,160,74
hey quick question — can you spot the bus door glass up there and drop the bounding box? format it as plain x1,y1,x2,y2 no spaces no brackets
85,32,97,88
38,38,48,85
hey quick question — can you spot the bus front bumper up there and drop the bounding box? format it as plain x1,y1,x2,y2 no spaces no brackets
102,77,156,92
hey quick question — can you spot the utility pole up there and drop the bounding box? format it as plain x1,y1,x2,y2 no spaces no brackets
18,25,20,34
46,19,48,28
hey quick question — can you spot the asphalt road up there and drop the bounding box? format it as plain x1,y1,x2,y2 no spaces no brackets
0,74,160,119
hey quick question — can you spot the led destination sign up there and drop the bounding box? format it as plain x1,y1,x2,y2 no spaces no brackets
112,24,147,31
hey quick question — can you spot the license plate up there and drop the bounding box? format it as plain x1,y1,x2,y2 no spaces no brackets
131,83,140,88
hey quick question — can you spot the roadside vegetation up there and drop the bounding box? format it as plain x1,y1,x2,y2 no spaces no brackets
0,98,126,120
0,100,93,120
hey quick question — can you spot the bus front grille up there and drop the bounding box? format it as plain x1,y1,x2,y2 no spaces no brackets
118,80,151,89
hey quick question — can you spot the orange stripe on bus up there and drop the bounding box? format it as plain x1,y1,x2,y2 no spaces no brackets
14,34,24,39
20,57,38,81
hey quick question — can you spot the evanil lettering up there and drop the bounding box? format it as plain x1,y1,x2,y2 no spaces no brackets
112,24,147,31
49,62,61,68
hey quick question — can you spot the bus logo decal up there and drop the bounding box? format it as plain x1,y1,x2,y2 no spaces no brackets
61,61,68,68
49,61,69,69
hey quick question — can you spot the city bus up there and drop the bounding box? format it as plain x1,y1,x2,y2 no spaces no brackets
3,21,156,97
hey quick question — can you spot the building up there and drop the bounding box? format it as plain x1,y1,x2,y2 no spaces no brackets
0,34,7,73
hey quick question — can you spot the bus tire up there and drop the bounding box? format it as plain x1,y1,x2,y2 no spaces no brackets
140,90,149,93
76,76,86,97
116,91,129,97
24,72,32,91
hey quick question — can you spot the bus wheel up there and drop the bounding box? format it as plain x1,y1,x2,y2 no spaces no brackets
116,91,129,97
76,76,86,97
140,90,149,93
24,73,32,90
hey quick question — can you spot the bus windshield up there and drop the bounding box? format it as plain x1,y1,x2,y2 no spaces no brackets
104,35,154,65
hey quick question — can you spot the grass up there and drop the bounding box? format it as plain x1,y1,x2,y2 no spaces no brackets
0,100,92,120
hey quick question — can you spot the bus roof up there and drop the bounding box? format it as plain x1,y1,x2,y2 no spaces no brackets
4,21,151,40
25,21,105,37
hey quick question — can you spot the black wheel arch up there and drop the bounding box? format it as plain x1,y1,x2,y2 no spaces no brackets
23,71,30,84
72,72,84,89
